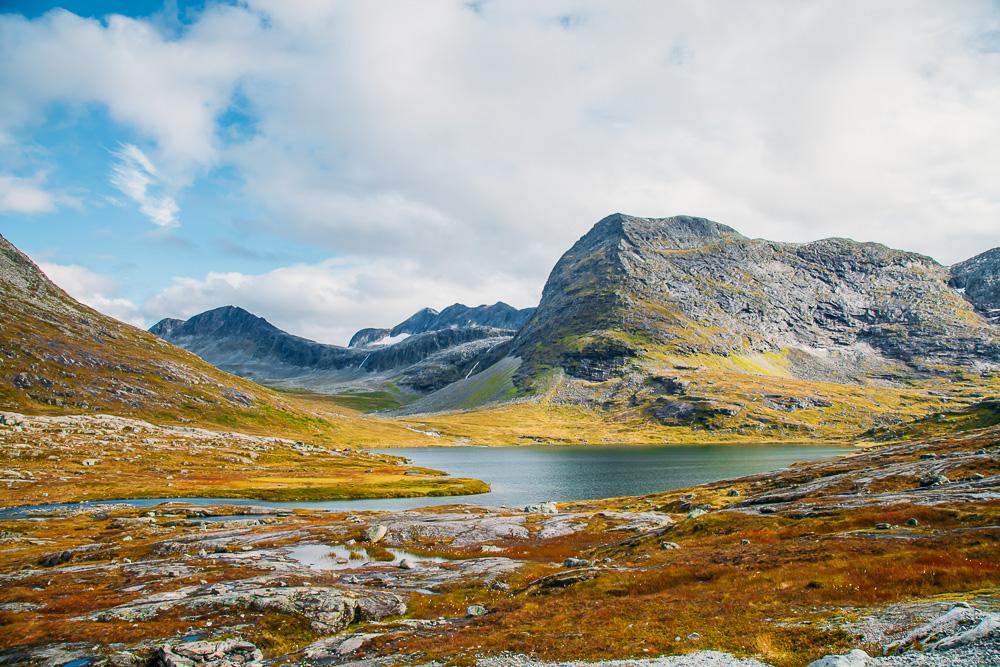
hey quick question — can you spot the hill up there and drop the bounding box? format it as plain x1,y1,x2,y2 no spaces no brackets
0,233,485,502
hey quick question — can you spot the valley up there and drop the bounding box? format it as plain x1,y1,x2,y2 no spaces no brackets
2,213,999,665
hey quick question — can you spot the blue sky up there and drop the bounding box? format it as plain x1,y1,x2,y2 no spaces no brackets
2,1,1000,344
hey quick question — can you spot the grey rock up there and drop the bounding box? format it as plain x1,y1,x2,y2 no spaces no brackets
523,502,558,514
563,558,592,568
365,524,388,543
806,649,870,667
155,639,263,666
920,475,950,488
466,604,489,617
38,549,73,567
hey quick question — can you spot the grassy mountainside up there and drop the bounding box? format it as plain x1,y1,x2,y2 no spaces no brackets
0,234,486,503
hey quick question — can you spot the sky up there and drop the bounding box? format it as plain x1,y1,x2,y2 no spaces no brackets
2,1,1000,345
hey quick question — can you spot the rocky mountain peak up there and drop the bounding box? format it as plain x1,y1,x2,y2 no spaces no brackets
584,213,746,252
150,306,282,340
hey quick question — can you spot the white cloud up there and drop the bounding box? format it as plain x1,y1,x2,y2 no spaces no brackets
0,173,57,213
5,1,1000,334
38,262,145,327
144,258,539,346
110,143,179,228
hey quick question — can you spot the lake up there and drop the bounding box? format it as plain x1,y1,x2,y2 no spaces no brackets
1,444,852,515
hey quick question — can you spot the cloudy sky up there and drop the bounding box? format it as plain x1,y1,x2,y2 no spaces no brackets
2,1,1000,344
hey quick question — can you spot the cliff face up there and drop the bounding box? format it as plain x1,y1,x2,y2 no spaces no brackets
510,213,1000,388
952,247,1000,323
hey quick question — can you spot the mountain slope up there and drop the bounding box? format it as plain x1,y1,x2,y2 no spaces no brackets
150,305,517,400
512,213,999,387
0,233,488,502
405,213,999,439
0,234,403,441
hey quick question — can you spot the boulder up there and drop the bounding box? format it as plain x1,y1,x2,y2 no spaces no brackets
563,557,591,568
38,550,73,567
806,649,870,667
365,524,388,543
919,474,950,487
155,639,263,667
466,604,489,617
523,502,558,514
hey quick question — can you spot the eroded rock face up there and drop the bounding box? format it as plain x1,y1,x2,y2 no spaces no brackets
951,247,1000,323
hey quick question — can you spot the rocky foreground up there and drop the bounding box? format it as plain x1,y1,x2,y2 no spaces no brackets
1,421,999,666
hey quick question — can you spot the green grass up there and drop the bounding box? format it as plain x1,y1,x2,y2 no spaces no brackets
322,391,406,412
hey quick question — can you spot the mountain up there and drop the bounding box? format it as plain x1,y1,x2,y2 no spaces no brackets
509,213,999,386
403,213,999,435
348,302,535,348
150,304,523,401
0,234,364,440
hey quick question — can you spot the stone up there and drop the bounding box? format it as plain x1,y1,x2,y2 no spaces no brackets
155,639,263,667
740,538,752,545
920,474,950,488
563,557,592,568
660,542,680,550
38,549,73,567
687,508,708,519
727,489,741,497
875,523,892,530
523,501,558,514
81,458,100,466
686,632,701,640
398,558,416,570
466,604,489,617
365,524,388,543
906,518,919,527
806,649,870,667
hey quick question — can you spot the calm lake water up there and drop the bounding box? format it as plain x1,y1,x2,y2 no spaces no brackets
2,444,852,515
